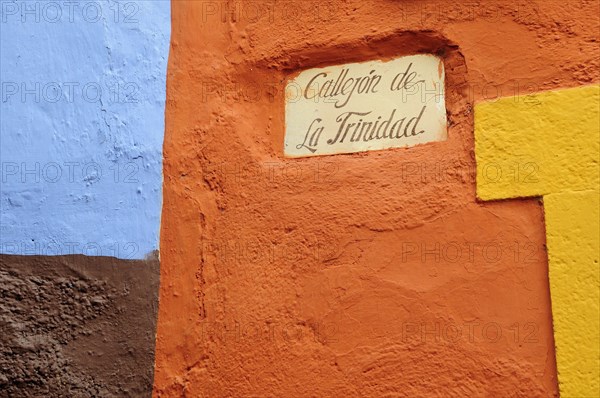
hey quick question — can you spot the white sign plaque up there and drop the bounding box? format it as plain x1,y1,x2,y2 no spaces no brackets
284,54,447,157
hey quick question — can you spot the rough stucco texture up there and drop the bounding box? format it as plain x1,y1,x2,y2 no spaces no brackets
475,85,600,397
0,253,160,397
545,191,599,398
0,2,169,394
154,0,598,396
475,85,600,200
0,1,170,259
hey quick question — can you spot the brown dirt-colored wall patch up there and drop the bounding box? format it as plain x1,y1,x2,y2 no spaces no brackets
0,254,160,397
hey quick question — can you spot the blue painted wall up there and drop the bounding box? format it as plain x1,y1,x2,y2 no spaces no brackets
1,0,171,259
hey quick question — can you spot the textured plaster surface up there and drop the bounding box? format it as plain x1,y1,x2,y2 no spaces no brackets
475,86,600,200
545,191,599,398
0,253,160,397
475,85,600,397
0,1,171,259
155,0,599,396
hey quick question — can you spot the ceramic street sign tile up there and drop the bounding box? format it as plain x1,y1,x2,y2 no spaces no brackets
284,54,447,157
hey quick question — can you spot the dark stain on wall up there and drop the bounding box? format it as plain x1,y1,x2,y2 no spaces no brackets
0,253,160,397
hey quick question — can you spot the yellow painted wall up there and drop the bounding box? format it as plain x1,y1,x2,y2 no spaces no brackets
475,85,600,397
476,85,599,200
545,190,599,397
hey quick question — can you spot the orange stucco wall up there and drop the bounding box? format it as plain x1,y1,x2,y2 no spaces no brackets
154,1,599,396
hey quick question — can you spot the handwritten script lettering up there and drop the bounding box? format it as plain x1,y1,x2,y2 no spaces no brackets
284,54,447,157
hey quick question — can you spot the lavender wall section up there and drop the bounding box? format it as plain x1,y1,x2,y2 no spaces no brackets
0,0,171,259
